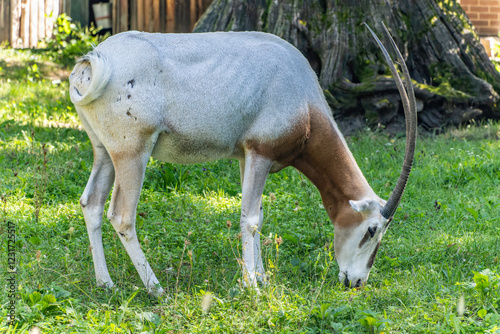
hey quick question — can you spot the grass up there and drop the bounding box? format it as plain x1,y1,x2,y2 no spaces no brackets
1,47,500,333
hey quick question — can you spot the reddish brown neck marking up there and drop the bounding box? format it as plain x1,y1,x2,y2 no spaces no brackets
292,108,373,228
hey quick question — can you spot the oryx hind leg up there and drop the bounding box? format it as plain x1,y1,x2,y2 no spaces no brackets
106,141,163,296
79,115,115,288
239,153,272,287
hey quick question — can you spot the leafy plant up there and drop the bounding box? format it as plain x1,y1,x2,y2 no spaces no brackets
17,287,71,324
27,64,41,82
473,269,500,302
311,304,348,332
44,13,109,66
358,310,391,334
492,37,500,72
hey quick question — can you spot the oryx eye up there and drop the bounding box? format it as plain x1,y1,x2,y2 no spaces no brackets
368,227,377,238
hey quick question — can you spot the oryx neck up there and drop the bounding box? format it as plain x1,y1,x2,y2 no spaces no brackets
292,108,376,227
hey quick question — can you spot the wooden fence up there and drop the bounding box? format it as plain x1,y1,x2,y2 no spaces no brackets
0,0,214,49
113,0,213,34
1,0,63,49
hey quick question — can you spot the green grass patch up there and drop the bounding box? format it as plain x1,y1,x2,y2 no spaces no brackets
1,48,500,333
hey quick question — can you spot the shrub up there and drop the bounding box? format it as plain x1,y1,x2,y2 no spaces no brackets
45,13,109,67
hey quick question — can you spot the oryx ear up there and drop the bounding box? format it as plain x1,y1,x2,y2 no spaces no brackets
349,199,380,213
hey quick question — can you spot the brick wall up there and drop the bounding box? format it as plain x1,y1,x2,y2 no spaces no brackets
458,0,500,36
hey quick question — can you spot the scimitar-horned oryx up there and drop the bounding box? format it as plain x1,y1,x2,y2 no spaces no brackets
69,23,416,296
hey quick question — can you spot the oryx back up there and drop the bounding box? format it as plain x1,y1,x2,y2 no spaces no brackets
69,31,327,165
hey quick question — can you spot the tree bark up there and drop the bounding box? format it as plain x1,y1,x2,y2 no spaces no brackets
194,0,500,133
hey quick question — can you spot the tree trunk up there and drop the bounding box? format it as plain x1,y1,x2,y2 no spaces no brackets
194,0,500,133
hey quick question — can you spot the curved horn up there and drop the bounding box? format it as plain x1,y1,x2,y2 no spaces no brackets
364,22,418,220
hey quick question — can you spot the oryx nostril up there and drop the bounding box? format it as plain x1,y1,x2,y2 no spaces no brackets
355,279,362,288
343,276,350,288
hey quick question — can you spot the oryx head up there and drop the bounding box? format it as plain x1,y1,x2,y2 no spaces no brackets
334,198,390,288
335,23,417,288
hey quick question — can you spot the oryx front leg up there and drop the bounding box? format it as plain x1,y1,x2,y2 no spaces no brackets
253,201,265,283
239,154,271,287
80,144,115,289
107,151,163,297
239,160,266,284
